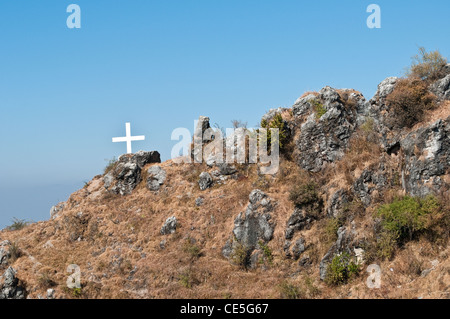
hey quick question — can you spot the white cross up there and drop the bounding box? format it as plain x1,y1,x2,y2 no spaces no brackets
112,122,145,154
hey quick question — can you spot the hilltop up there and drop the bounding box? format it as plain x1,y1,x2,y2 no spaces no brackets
0,54,449,299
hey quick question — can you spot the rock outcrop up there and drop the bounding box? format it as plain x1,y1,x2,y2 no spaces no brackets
294,86,366,172
103,151,161,195
223,190,275,268
0,267,25,299
400,117,450,196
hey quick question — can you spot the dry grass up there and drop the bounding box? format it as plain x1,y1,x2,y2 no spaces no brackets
1,151,448,299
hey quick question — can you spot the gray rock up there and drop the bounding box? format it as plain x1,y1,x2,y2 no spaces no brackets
195,116,213,143
371,77,398,104
132,151,161,168
400,117,450,196
46,288,55,299
295,86,360,172
291,238,306,260
222,190,275,262
198,172,213,190
430,74,450,100
327,189,350,218
285,208,313,240
50,202,65,220
0,246,10,267
195,197,204,206
0,267,25,299
292,94,318,117
103,151,161,195
160,216,177,235
261,107,289,122
109,162,141,195
146,166,167,191
353,164,387,206
216,163,237,176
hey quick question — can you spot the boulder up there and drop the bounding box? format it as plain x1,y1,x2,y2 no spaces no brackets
160,216,177,235
198,172,213,190
216,163,237,176
146,166,167,191
132,151,161,168
0,267,25,299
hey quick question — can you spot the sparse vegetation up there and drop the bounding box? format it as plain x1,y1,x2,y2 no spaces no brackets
310,99,327,119
386,77,437,128
231,119,248,129
8,242,21,263
6,218,30,231
183,238,202,260
325,252,360,286
289,181,321,208
104,157,117,175
278,281,303,299
230,241,250,270
407,47,448,82
258,240,274,266
260,113,288,151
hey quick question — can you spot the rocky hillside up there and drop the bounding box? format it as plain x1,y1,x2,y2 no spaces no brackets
1,62,449,299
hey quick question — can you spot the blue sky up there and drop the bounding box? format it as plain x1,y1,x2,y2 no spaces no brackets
0,0,449,228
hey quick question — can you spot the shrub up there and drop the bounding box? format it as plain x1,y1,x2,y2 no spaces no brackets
178,269,198,289
407,47,448,82
377,195,440,242
230,242,251,270
8,242,21,263
182,238,202,260
258,240,274,266
278,281,303,299
309,99,327,119
6,218,30,231
260,113,288,151
289,182,320,208
322,217,342,244
325,252,360,286
386,77,436,128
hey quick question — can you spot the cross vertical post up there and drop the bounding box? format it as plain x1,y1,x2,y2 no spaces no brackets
112,122,145,154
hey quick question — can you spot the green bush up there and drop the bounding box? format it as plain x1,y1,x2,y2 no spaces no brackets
258,240,274,265
260,113,288,151
377,195,440,242
310,99,327,119
325,252,360,286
